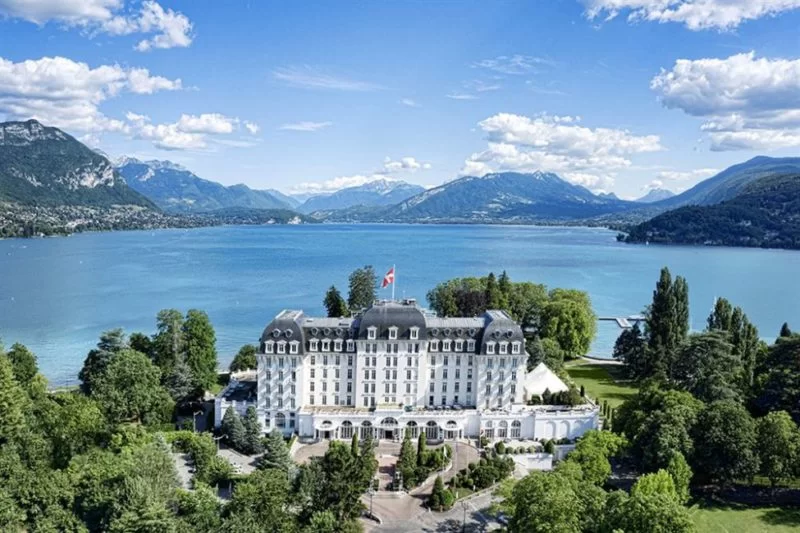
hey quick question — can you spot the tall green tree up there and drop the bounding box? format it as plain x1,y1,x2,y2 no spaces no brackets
692,400,759,486
756,411,799,487
165,352,196,402
242,406,264,455
602,490,695,533
223,468,297,532
614,387,703,472
260,429,291,472
527,337,565,372
183,309,218,392
129,332,153,358
631,470,679,501
323,286,349,318
397,433,418,488
778,322,792,339
613,323,647,378
5,343,37,384
755,335,800,423
485,272,507,310
0,355,25,444
508,471,581,533
347,266,377,311
79,328,129,395
707,297,734,332
92,349,174,425
541,289,597,357
672,332,741,403
175,486,222,533
666,451,692,504
230,344,258,372
644,267,689,381
152,309,185,375
221,406,246,452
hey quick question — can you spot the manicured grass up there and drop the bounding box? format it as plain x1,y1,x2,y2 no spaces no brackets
690,504,800,533
564,361,638,409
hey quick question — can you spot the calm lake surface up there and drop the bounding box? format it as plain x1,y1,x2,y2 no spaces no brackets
1,224,799,386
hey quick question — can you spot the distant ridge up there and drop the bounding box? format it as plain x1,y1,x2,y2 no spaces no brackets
636,188,675,203
116,158,294,213
297,178,425,213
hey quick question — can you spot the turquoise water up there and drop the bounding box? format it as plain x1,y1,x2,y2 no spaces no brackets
1,224,799,386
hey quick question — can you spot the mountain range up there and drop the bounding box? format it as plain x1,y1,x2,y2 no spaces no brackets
636,188,675,203
297,179,426,214
116,158,294,213
0,120,154,208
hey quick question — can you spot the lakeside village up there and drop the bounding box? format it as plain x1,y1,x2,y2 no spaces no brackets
1,267,799,532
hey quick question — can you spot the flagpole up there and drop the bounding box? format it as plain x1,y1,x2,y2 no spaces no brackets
392,264,396,302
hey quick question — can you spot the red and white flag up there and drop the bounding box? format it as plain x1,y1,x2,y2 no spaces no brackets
381,266,395,288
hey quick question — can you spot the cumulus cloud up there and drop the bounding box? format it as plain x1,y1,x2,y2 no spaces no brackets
462,113,662,190
581,0,800,31
279,121,333,132
383,156,432,173
656,168,720,181
0,55,180,132
0,0,193,50
272,66,383,91
243,121,260,134
126,112,252,150
651,52,800,150
472,54,553,75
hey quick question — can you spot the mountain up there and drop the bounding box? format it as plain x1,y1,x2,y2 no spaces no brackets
622,174,800,250
0,120,155,208
116,158,293,213
636,188,675,203
297,178,426,214
597,192,620,201
654,156,800,209
375,171,637,222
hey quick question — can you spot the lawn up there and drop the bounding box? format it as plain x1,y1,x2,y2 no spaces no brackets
563,361,638,408
690,504,800,533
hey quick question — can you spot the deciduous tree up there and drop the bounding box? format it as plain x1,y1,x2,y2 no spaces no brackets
183,309,218,392
756,410,799,487
347,266,377,311
6,343,37,384
692,400,759,486
672,332,741,403
230,344,258,372
508,471,581,533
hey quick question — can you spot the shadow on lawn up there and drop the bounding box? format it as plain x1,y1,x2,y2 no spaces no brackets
566,365,637,404
761,507,800,527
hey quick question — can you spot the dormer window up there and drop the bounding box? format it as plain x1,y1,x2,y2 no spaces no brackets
429,340,439,352
499,342,508,355
310,339,319,352
410,327,419,340
265,341,274,354
388,327,398,340
346,339,355,352
443,340,452,352
455,340,463,352
277,341,286,354
289,341,299,354
334,339,343,351
511,342,521,355
367,327,377,340
467,340,475,352
486,342,495,355
322,339,330,351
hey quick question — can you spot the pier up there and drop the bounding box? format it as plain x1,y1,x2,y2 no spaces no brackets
598,315,645,329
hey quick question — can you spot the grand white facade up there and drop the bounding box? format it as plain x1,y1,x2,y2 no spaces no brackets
219,299,599,442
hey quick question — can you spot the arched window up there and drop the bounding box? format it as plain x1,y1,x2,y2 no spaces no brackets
276,412,286,429
360,420,373,440
510,420,521,439
340,421,354,439
497,420,508,438
425,420,439,440
380,417,399,428
405,421,419,438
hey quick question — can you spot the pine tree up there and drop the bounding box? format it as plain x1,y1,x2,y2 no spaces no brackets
5,343,37,383
0,355,25,444
485,272,503,310
79,329,129,395
417,432,427,466
498,271,512,299
707,298,734,332
153,309,185,374
165,352,196,402
324,286,349,318
397,433,418,488
644,267,689,381
350,433,359,456
222,406,246,452
779,322,792,339
259,429,291,471
242,406,264,455
184,309,218,392
347,266,377,311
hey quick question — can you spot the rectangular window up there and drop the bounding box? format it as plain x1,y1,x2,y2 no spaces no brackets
265,397,271,408
310,355,316,365
385,383,390,393
487,371,492,381
486,343,495,355
371,369,376,379
498,384,504,395
442,382,447,392
429,395,434,406
468,355,474,366
266,342,274,354
429,382,435,392
278,384,284,394
348,354,353,366
290,398,295,409
310,339,319,351
278,358,285,369
455,340,463,352
323,355,329,365
348,369,353,379
323,369,328,379
441,396,447,406
371,383,375,393
291,371,296,381
368,328,377,340
499,370,505,381
510,384,516,395
430,368,435,379
511,370,517,380
366,343,371,354
455,368,461,379
443,355,449,365
290,384,295,394
443,369,448,379
512,358,518,368
364,383,369,393
430,340,439,352
310,382,315,392
389,328,398,340
290,343,298,354
363,369,369,379
277,343,286,354
310,368,315,378
467,368,473,380
347,382,352,393
467,340,475,352
487,359,494,369
443,340,451,352
512,343,521,355
410,328,419,340
322,382,327,392
310,395,315,405
485,385,491,396
266,370,271,380
347,340,354,353
392,370,397,379
454,395,459,404
406,369,412,380
322,395,327,405
500,357,506,368
406,383,411,393
334,340,342,352
499,343,508,355
335,396,340,405
335,368,340,379
347,395,352,406
467,382,472,392
277,398,283,408
364,397,369,407
335,355,340,365
385,369,391,380
407,356,412,367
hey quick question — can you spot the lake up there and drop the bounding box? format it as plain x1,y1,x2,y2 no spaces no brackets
1,224,799,386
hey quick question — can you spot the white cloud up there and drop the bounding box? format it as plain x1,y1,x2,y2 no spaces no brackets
645,179,664,190
400,98,420,108
289,174,398,195
472,54,553,75
0,0,193,50
656,168,720,181
272,66,383,91
464,80,502,92
462,113,662,190
244,121,260,134
126,112,251,151
651,52,800,150
582,0,800,31
279,121,333,132
0,55,180,132
383,156,432,173
446,93,478,100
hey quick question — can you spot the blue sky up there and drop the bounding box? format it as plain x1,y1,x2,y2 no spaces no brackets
2,0,800,198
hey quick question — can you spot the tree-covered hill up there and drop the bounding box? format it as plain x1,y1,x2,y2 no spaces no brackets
0,120,155,208
622,174,800,250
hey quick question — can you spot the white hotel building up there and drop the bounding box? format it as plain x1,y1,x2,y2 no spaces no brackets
217,299,599,443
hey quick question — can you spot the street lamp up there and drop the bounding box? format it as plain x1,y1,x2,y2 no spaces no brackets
213,434,227,452
461,500,468,533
